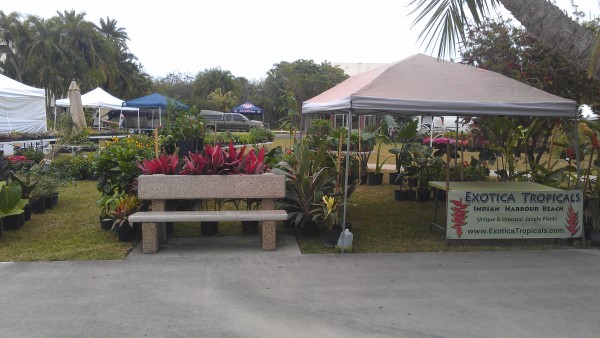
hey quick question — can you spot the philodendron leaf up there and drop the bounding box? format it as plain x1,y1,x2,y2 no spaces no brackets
0,181,22,214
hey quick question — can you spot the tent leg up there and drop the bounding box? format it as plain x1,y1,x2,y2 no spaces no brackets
341,109,352,254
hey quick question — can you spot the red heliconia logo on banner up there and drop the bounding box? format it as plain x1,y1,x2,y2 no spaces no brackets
450,198,469,237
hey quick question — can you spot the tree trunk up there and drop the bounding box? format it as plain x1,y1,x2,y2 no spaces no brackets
500,0,598,77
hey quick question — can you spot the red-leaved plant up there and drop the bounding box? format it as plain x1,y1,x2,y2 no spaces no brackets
239,148,267,174
180,142,269,175
137,153,180,175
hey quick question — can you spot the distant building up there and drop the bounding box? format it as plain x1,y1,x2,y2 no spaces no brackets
333,62,387,76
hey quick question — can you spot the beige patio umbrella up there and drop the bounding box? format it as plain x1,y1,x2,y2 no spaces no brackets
68,79,87,129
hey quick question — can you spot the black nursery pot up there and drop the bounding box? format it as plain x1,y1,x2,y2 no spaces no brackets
118,222,136,242
389,173,403,185
100,217,113,231
23,204,31,221
242,221,259,235
394,189,408,201
301,221,320,237
201,221,219,235
416,188,431,202
30,198,45,214
366,172,384,186
2,214,21,231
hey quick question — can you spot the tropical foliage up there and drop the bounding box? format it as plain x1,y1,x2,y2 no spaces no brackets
0,10,151,111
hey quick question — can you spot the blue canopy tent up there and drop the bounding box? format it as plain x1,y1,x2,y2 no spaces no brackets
123,93,189,127
232,101,264,115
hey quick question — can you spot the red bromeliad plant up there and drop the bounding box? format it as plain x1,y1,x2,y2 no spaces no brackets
239,148,267,174
180,142,269,175
181,151,207,175
137,154,180,175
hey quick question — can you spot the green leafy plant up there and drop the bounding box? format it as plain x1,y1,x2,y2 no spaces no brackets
93,135,154,195
272,140,336,230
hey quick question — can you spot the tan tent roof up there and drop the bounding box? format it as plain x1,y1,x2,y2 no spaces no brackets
302,54,577,117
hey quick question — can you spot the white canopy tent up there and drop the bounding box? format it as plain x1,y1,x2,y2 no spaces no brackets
302,53,580,248
0,74,47,133
55,87,139,130
303,54,577,117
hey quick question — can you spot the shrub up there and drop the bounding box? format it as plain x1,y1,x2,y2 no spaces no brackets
93,134,154,195
307,119,333,148
14,147,45,163
249,127,274,143
7,155,34,172
50,154,95,180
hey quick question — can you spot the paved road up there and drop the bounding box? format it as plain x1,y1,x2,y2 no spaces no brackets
1,237,599,338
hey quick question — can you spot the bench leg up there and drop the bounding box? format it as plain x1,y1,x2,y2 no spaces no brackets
261,198,276,251
261,220,276,251
153,200,167,243
142,222,160,254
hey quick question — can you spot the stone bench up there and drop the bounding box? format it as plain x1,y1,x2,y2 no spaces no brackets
129,174,288,253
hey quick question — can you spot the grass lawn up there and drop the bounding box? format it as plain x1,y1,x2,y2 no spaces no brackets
0,180,133,261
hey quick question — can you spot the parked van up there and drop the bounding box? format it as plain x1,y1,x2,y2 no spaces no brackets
200,110,264,131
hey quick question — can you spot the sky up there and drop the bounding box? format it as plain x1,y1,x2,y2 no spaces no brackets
3,0,598,81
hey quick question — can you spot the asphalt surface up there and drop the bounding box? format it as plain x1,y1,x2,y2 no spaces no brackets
1,236,599,338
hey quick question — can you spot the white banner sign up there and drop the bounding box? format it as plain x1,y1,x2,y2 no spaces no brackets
446,190,583,239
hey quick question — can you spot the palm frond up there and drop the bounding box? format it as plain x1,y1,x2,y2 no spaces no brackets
409,0,499,59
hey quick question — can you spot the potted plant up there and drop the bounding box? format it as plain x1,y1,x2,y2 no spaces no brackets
313,195,346,248
97,191,123,230
0,180,26,231
273,140,336,236
367,124,392,186
416,158,445,202
355,131,375,184
111,194,141,242
172,110,205,156
387,118,419,185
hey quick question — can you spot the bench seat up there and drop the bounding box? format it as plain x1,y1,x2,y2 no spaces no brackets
134,174,287,253
129,210,288,223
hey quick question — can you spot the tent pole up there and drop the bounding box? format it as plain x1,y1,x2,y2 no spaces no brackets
341,109,352,254
53,106,57,133
159,107,162,127
574,116,585,246
574,117,581,189
455,117,459,167
98,108,101,131
430,115,434,147
137,108,140,134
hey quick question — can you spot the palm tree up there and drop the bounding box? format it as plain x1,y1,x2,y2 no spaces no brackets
410,0,600,77
21,15,67,108
0,11,23,80
96,17,129,48
194,67,238,98
207,88,238,112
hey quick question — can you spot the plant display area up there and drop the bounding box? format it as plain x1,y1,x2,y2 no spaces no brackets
1,113,599,261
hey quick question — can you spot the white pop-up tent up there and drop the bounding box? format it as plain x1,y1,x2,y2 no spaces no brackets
302,53,580,246
55,87,139,130
0,74,47,133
